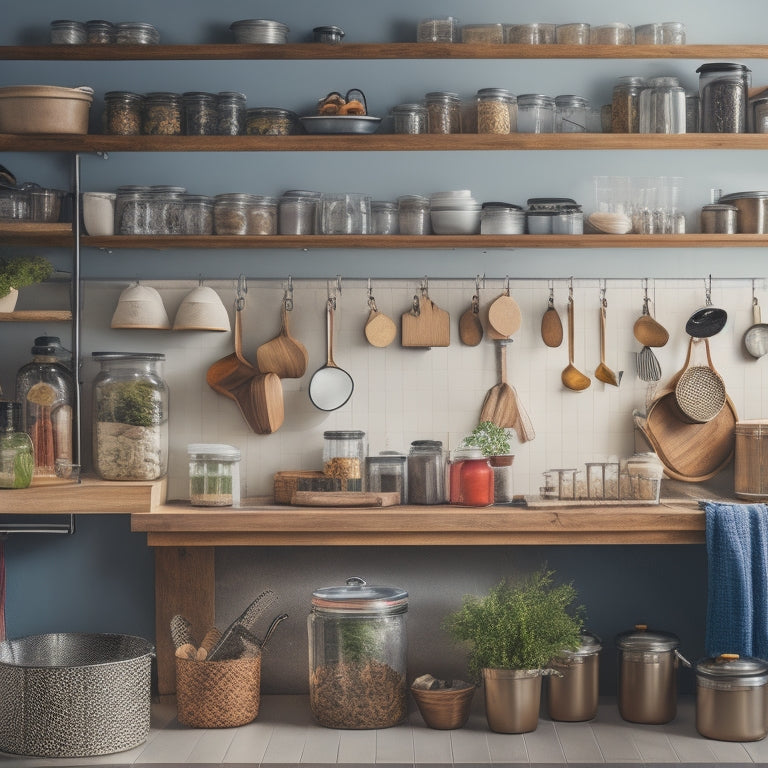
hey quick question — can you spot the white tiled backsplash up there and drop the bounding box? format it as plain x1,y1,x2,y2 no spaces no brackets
80,277,768,500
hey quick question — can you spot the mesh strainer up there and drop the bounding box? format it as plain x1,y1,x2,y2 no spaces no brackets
674,338,726,423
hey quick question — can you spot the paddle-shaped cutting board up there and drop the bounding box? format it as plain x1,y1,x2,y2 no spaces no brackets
401,295,450,348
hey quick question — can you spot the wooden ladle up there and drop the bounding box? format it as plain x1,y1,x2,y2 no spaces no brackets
595,298,622,387
256,296,308,379
633,296,669,348
561,295,591,391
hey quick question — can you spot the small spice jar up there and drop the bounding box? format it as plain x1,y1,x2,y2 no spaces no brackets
555,95,589,132
391,103,428,135
398,194,431,235
187,443,241,507
449,447,494,507
142,92,182,135
611,76,645,133
85,20,115,44
323,430,366,491
517,93,555,133
371,201,399,234
0,400,35,489
104,91,144,135
50,20,87,44
425,91,462,134
365,453,408,504
216,91,247,135
308,577,408,729
476,88,517,134
246,107,300,135
115,21,160,45
407,440,446,504
182,92,218,135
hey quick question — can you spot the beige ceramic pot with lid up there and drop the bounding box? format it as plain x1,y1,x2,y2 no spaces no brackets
696,654,768,742
546,631,602,722
615,624,690,724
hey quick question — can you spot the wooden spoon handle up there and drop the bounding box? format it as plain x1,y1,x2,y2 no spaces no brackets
568,297,575,365
600,304,607,364
234,303,245,358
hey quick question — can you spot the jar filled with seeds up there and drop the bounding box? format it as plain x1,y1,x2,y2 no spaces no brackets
555,94,589,132
214,193,251,235
323,430,366,492
188,443,241,507
50,20,87,44
246,107,300,136
116,21,160,44
425,91,461,134
697,62,751,133
611,76,645,133
504,22,556,44
555,23,590,44
476,88,517,134
104,91,144,135
391,103,428,134
142,92,182,135
115,185,152,235
247,195,278,234
590,23,632,45
216,91,247,135
181,195,213,235
398,194,431,235
517,93,555,133
461,23,504,44
85,20,115,43
182,92,218,135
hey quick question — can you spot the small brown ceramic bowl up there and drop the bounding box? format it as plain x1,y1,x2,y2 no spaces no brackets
411,684,475,730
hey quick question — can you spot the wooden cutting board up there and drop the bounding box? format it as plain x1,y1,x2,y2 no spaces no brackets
401,295,450,348
291,491,401,507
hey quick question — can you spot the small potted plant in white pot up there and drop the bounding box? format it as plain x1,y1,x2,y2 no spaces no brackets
460,420,515,503
0,254,54,312
443,567,584,734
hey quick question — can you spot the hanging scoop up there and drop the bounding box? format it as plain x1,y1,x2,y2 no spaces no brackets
541,285,563,347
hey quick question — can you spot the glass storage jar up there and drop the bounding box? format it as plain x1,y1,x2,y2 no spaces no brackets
0,400,34,489
142,92,182,135
278,190,320,235
187,443,241,507
481,202,525,234
633,23,661,44
449,447,494,507
371,201,399,234
149,185,186,235
85,20,115,44
398,195,431,234
611,76,645,133
503,23,555,44
214,193,277,235
639,76,686,134
216,91,247,135
308,576,408,729
323,430,366,491
590,23,632,45
115,185,152,235
555,95,589,132
476,88,517,134
116,22,160,45
461,24,504,44
661,22,686,45
417,17,459,43
517,93,555,133
391,103,428,135
246,107,300,135
50,20,86,44
104,91,144,136
92,352,168,481
697,62,751,133
181,194,213,235
365,454,407,504
182,92,218,135
555,23,590,44
425,91,462,134
686,93,700,133
407,439,446,504
15,338,75,479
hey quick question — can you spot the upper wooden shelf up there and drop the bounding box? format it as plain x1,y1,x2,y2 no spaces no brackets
3,134,768,153
0,43,767,61
0,310,72,322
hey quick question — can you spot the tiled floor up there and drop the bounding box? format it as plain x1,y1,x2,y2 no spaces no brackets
1,695,767,767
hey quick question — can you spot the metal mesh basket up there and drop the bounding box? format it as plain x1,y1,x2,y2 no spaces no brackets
0,632,154,758
674,365,726,423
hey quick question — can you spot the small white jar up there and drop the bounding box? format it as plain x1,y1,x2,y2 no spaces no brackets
82,191,116,236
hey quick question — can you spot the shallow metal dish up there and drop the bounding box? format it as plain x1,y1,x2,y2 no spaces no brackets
299,115,382,134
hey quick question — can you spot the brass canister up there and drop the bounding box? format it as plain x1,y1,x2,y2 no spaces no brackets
547,631,601,722
482,668,541,734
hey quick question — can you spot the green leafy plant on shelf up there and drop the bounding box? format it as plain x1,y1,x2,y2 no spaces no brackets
95,380,162,426
442,567,584,680
460,420,512,457
0,255,54,299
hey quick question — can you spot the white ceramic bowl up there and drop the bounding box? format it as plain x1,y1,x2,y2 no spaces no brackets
111,283,170,329
173,285,230,332
430,208,481,235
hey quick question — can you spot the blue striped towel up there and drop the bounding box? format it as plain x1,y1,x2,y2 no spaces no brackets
704,502,768,658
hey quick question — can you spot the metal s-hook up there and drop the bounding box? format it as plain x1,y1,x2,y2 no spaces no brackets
705,274,713,306
367,278,379,312
420,275,429,298
283,275,294,311
326,278,337,310
236,274,247,310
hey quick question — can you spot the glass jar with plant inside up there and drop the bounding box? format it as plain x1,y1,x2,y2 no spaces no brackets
459,420,515,503
92,352,168,481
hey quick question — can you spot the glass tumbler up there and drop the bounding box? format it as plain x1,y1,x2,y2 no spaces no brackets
319,193,372,234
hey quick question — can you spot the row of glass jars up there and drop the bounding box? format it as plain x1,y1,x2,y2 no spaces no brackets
50,20,159,44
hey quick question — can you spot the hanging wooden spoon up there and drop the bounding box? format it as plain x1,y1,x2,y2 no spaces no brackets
595,295,622,387
561,293,591,391
256,296,309,379
541,286,563,347
633,285,669,348
459,290,483,346
480,339,518,428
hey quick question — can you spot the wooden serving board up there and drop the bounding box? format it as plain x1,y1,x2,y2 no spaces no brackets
401,295,450,348
291,491,401,507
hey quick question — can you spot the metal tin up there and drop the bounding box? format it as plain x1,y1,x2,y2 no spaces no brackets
718,191,768,233
547,631,602,722
701,203,738,234
313,25,344,44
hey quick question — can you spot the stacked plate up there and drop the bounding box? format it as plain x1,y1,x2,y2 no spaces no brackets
429,190,481,235
230,19,289,44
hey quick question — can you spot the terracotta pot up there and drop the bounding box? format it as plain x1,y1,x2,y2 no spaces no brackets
0,288,18,312
482,668,541,733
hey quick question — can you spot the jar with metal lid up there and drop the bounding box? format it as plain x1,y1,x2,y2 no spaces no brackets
555,95,589,133
547,631,602,722
481,203,525,234
449,446,494,507
407,440,446,504
555,23,590,44
116,22,160,45
182,194,214,235
503,23,556,44
0,401,34,489
611,76,645,133
278,190,320,235
323,430,366,491
142,92,182,135
214,193,257,235
308,576,408,729
365,454,407,503
639,76,686,134
182,92,218,135
187,443,241,507
615,624,688,724
104,91,144,135
50,20,87,44
115,185,151,235
753,97,768,133
398,195,431,235
371,201,399,235
86,20,115,44
695,654,768,742
313,25,345,44
216,91,247,135
391,103,428,135
701,203,737,234
517,94,555,133
697,62,751,133
150,185,186,235
246,107,300,136
425,91,461,134
476,88,517,134
92,352,168,481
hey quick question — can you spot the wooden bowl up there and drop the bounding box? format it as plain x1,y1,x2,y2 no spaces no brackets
411,685,475,729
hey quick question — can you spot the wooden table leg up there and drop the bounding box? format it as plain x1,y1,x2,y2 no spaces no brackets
154,546,215,696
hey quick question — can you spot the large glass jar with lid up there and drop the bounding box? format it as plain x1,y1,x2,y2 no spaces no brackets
639,77,686,134
425,91,461,134
555,95,589,132
308,576,408,729
92,352,169,481
611,76,645,133
323,430,366,491
407,439,446,504
517,94,555,133
15,338,75,478
697,62,751,133
476,88,517,134
216,91,247,135
0,401,34,489
104,91,144,136
142,92,182,135
182,92,218,135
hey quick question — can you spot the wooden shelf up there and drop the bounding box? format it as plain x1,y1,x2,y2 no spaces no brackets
0,309,72,322
4,133,768,153
0,221,72,245
1,43,768,61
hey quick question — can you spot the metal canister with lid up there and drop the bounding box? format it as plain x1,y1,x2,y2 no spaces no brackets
695,654,768,742
308,576,408,729
547,631,602,722
615,624,689,724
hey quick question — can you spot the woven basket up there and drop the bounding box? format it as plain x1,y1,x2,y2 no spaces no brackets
176,655,261,728
674,365,726,423
411,685,475,730
273,470,325,504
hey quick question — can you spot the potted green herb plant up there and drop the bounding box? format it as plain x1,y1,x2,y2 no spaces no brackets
443,568,584,734
0,255,54,312
460,421,515,503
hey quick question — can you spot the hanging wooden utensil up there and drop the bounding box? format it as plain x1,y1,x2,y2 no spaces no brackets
256,292,308,379
561,289,591,391
459,280,483,347
487,279,522,338
364,283,397,348
633,281,669,348
480,340,518,428
401,280,450,348
541,285,563,348
595,290,622,386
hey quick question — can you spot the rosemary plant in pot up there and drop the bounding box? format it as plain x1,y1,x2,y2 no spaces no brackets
0,255,54,312
443,568,584,733
460,420,515,503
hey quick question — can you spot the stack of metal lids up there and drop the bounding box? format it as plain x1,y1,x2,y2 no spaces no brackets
230,19,289,44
